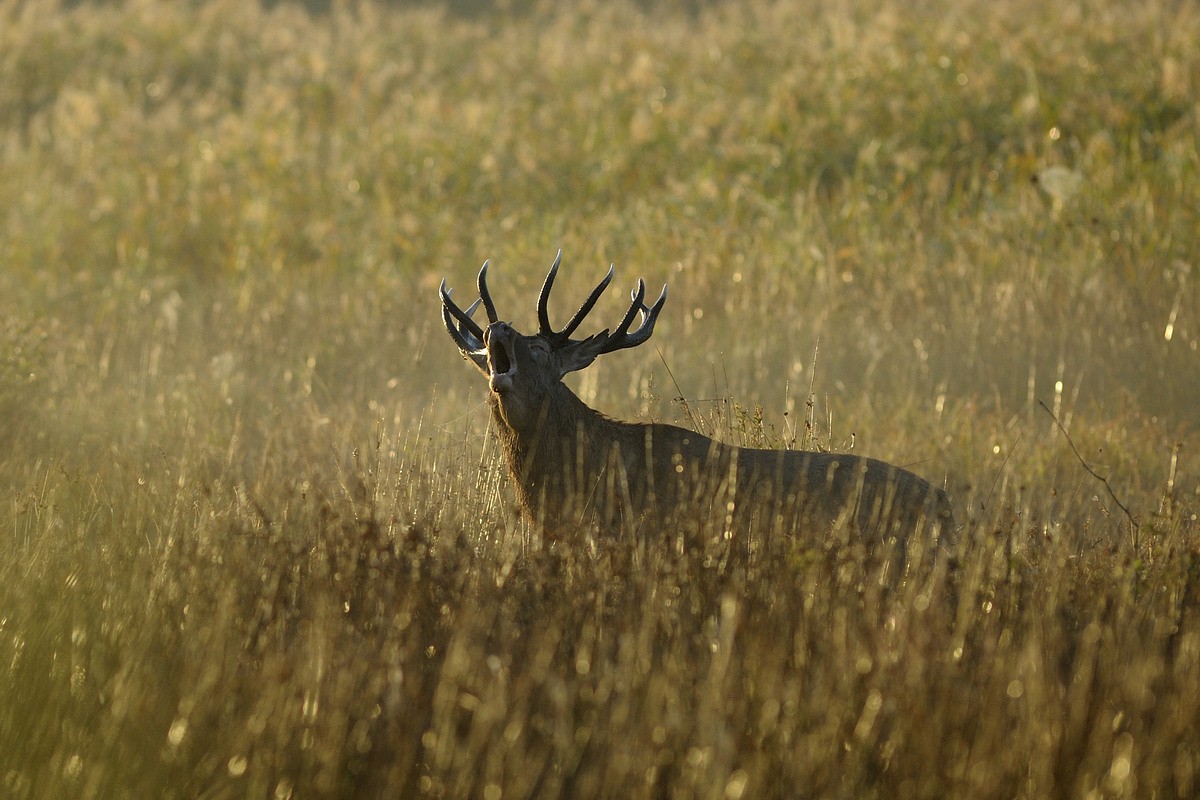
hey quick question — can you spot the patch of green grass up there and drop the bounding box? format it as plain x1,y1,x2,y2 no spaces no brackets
1,0,1197,797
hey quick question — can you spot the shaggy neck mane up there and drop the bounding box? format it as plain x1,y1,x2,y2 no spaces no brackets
489,382,640,526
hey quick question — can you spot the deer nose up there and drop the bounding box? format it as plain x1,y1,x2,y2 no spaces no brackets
485,321,512,342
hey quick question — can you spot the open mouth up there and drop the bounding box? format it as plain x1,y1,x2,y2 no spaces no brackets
489,339,512,375
486,326,517,394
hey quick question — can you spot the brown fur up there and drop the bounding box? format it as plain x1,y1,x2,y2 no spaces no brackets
489,378,954,551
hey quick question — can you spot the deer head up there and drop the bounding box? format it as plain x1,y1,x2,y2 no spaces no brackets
439,251,668,431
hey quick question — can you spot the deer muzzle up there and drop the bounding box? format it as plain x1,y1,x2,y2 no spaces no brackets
485,322,517,394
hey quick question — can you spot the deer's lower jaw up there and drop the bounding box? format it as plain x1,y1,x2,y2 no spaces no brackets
489,371,515,394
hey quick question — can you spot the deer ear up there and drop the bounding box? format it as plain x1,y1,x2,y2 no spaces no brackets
553,332,610,377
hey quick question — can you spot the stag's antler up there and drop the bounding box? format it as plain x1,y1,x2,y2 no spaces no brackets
440,259,504,352
536,251,667,353
440,284,482,348
538,251,613,345
441,252,668,367
440,267,491,373
596,277,668,354
477,261,500,325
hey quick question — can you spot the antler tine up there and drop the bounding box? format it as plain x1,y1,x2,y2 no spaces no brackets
442,305,483,353
477,260,499,324
534,252,667,352
559,263,614,340
537,251,615,344
598,281,668,354
611,279,647,339
536,250,563,336
439,280,486,351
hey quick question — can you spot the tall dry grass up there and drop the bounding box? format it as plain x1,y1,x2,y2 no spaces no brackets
1,0,1197,797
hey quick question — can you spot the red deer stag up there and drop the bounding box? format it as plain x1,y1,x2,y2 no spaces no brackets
440,252,954,556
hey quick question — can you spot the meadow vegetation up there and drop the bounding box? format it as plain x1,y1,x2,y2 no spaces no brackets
1,0,1198,797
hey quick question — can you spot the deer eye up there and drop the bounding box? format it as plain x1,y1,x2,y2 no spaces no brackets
529,339,550,354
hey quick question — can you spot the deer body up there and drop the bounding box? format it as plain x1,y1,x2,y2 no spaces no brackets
488,370,950,542
442,253,954,549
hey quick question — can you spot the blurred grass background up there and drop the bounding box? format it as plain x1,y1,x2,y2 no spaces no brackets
1,0,1197,797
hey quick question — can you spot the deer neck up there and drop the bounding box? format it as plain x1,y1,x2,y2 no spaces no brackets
489,383,623,528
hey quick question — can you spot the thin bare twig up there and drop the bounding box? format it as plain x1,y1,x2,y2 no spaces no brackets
655,346,700,432
1038,399,1138,534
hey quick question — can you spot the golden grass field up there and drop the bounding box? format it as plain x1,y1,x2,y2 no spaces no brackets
1,0,1198,797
